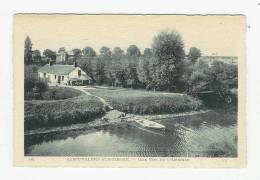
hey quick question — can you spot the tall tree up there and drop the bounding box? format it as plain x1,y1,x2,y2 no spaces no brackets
72,48,82,57
72,48,82,63
112,47,124,58
111,47,125,70
137,56,154,88
58,47,66,53
99,46,112,84
80,57,94,81
95,57,106,85
82,46,96,57
100,46,112,57
43,49,56,61
110,47,126,86
143,48,153,58
188,47,201,64
126,45,141,57
32,50,41,63
24,36,33,64
151,30,185,91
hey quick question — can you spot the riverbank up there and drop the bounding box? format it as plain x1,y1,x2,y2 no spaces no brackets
85,87,203,114
25,109,209,136
25,86,203,130
24,93,106,130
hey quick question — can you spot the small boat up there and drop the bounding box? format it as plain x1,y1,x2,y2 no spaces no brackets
135,119,165,130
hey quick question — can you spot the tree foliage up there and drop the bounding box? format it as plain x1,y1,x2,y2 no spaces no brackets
72,49,82,57
82,46,96,57
43,49,56,61
126,45,141,57
143,48,153,58
58,47,66,53
24,36,33,64
188,47,201,64
151,30,186,91
32,50,41,63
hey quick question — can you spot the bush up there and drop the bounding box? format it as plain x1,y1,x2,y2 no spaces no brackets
24,94,105,130
86,88,203,115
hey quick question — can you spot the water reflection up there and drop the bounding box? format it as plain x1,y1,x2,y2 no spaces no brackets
25,107,237,157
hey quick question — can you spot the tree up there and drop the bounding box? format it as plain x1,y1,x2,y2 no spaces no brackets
80,57,94,81
111,47,126,73
188,47,201,64
71,48,82,63
186,60,210,94
151,30,185,91
58,47,66,53
35,80,48,98
115,69,127,87
43,49,56,61
24,36,33,64
32,50,41,63
126,66,140,88
143,48,153,58
137,56,154,88
208,61,238,94
72,48,82,57
99,46,112,84
107,47,126,86
95,57,106,85
126,45,141,57
112,47,124,59
82,46,96,57
100,46,112,57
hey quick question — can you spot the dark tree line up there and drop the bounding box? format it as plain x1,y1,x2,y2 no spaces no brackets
24,30,237,95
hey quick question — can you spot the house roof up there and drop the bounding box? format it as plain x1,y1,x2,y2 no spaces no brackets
38,64,76,75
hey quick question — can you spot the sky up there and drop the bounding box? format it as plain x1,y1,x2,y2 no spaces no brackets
15,15,245,56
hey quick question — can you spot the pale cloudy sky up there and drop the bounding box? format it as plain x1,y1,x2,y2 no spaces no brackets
16,15,245,56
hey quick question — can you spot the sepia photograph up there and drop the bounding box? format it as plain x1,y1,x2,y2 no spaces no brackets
13,14,246,167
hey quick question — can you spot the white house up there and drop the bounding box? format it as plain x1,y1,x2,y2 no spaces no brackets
38,63,92,86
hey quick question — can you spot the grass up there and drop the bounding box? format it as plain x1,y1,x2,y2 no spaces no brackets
85,88,203,114
42,86,83,100
24,94,105,130
25,86,203,130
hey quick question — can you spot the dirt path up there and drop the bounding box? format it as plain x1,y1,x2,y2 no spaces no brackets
66,86,113,110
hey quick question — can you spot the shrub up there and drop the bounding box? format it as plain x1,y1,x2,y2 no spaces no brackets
24,94,105,130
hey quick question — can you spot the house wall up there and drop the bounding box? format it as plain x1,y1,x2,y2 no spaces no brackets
38,66,88,86
38,72,69,85
68,67,86,79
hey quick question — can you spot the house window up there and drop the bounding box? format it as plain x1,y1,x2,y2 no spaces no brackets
78,70,81,77
55,75,56,79
44,73,46,77
62,76,64,81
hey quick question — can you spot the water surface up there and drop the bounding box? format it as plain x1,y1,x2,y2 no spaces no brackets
25,107,237,157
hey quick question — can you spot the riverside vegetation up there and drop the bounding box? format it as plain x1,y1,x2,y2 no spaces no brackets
25,86,203,130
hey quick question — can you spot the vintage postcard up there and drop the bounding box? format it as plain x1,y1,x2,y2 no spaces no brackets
13,14,246,167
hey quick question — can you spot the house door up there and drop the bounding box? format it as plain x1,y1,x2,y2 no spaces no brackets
58,76,61,83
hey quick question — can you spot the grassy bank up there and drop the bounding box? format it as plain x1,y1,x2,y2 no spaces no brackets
25,85,83,100
86,88,203,114
25,94,105,130
42,86,83,100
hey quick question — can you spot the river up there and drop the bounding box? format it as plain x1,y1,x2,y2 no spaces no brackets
25,106,237,157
